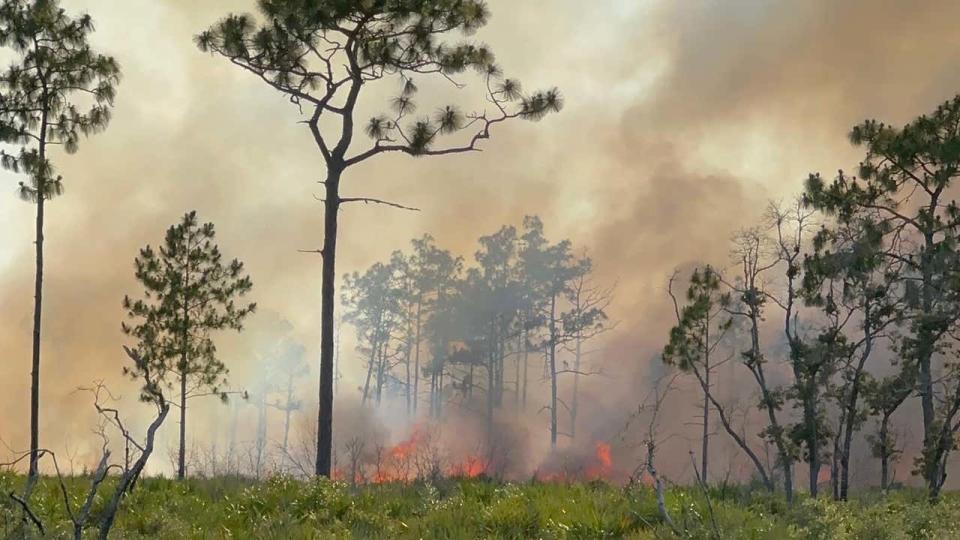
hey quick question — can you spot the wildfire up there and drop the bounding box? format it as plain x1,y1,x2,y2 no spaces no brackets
535,440,619,484
816,465,831,486
596,442,612,468
331,426,619,485
584,441,613,480
332,423,492,484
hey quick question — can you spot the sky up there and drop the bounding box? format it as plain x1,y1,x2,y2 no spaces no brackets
3,0,960,475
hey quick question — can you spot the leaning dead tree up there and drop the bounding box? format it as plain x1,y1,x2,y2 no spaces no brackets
3,348,169,540
197,0,561,476
621,373,681,536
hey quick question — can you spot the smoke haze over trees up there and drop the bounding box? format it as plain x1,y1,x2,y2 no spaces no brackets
6,0,960,518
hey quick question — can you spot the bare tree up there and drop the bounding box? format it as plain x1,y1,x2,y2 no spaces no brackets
564,271,615,440
724,226,797,503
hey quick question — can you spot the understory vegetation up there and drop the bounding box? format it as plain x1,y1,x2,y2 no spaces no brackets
2,475,958,539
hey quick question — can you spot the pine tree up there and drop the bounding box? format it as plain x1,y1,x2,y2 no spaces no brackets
0,0,120,479
197,1,561,476
805,94,960,500
122,211,256,480
664,266,732,485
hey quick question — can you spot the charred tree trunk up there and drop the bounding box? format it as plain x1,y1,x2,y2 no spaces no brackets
700,324,710,483
315,165,341,478
28,107,48,480
29,192,44,480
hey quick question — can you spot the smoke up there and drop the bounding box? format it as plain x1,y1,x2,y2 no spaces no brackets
2,0,960,485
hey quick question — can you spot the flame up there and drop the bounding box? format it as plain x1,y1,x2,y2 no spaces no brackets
450,455,488,478
584,441,613,480
816,465,831,486
595,442,612,469
535,441,618,483
334,428,621,485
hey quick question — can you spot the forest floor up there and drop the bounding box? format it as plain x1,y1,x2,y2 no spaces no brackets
1,474,959,539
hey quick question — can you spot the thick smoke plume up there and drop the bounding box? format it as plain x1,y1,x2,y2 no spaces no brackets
2,0,960,487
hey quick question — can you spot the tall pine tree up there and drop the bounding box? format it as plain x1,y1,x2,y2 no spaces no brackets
0,0,120,478
197,1,561,476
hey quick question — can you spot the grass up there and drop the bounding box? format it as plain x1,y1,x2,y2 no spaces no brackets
1,473,958,538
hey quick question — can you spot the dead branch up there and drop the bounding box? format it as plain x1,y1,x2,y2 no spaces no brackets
339,197,421,212
8,491,44,536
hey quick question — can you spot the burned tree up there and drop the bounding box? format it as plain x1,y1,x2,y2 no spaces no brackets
197,0,561,476
563,268,613,440
0,0,119,479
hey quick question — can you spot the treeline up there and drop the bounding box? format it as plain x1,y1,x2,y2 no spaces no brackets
342,216,612,450
664,95,960,503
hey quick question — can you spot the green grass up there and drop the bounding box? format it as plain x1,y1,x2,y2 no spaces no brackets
1,473,958,539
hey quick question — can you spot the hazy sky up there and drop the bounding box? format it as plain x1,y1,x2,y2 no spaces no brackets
3,0,960,467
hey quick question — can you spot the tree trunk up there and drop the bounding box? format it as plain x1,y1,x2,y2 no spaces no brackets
315,168,341,478
375,339,387,407
282,376,294,458
29,193,44,480
806,393,819,497
486,345,495,449
255,394,267,478
839,339,872,500
571,332,582,439
750,306,793,502
701,324,710,483
831,419,842,501
404,331,412,415
360,325,379,406
879,412,891,491
549,294,558,449
919,236,936,493
692,364,772,491
98,402,170,540
28,106,49,480
515,331,523,412
413,300,422,415
522,329,529,411
178,368,187,479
